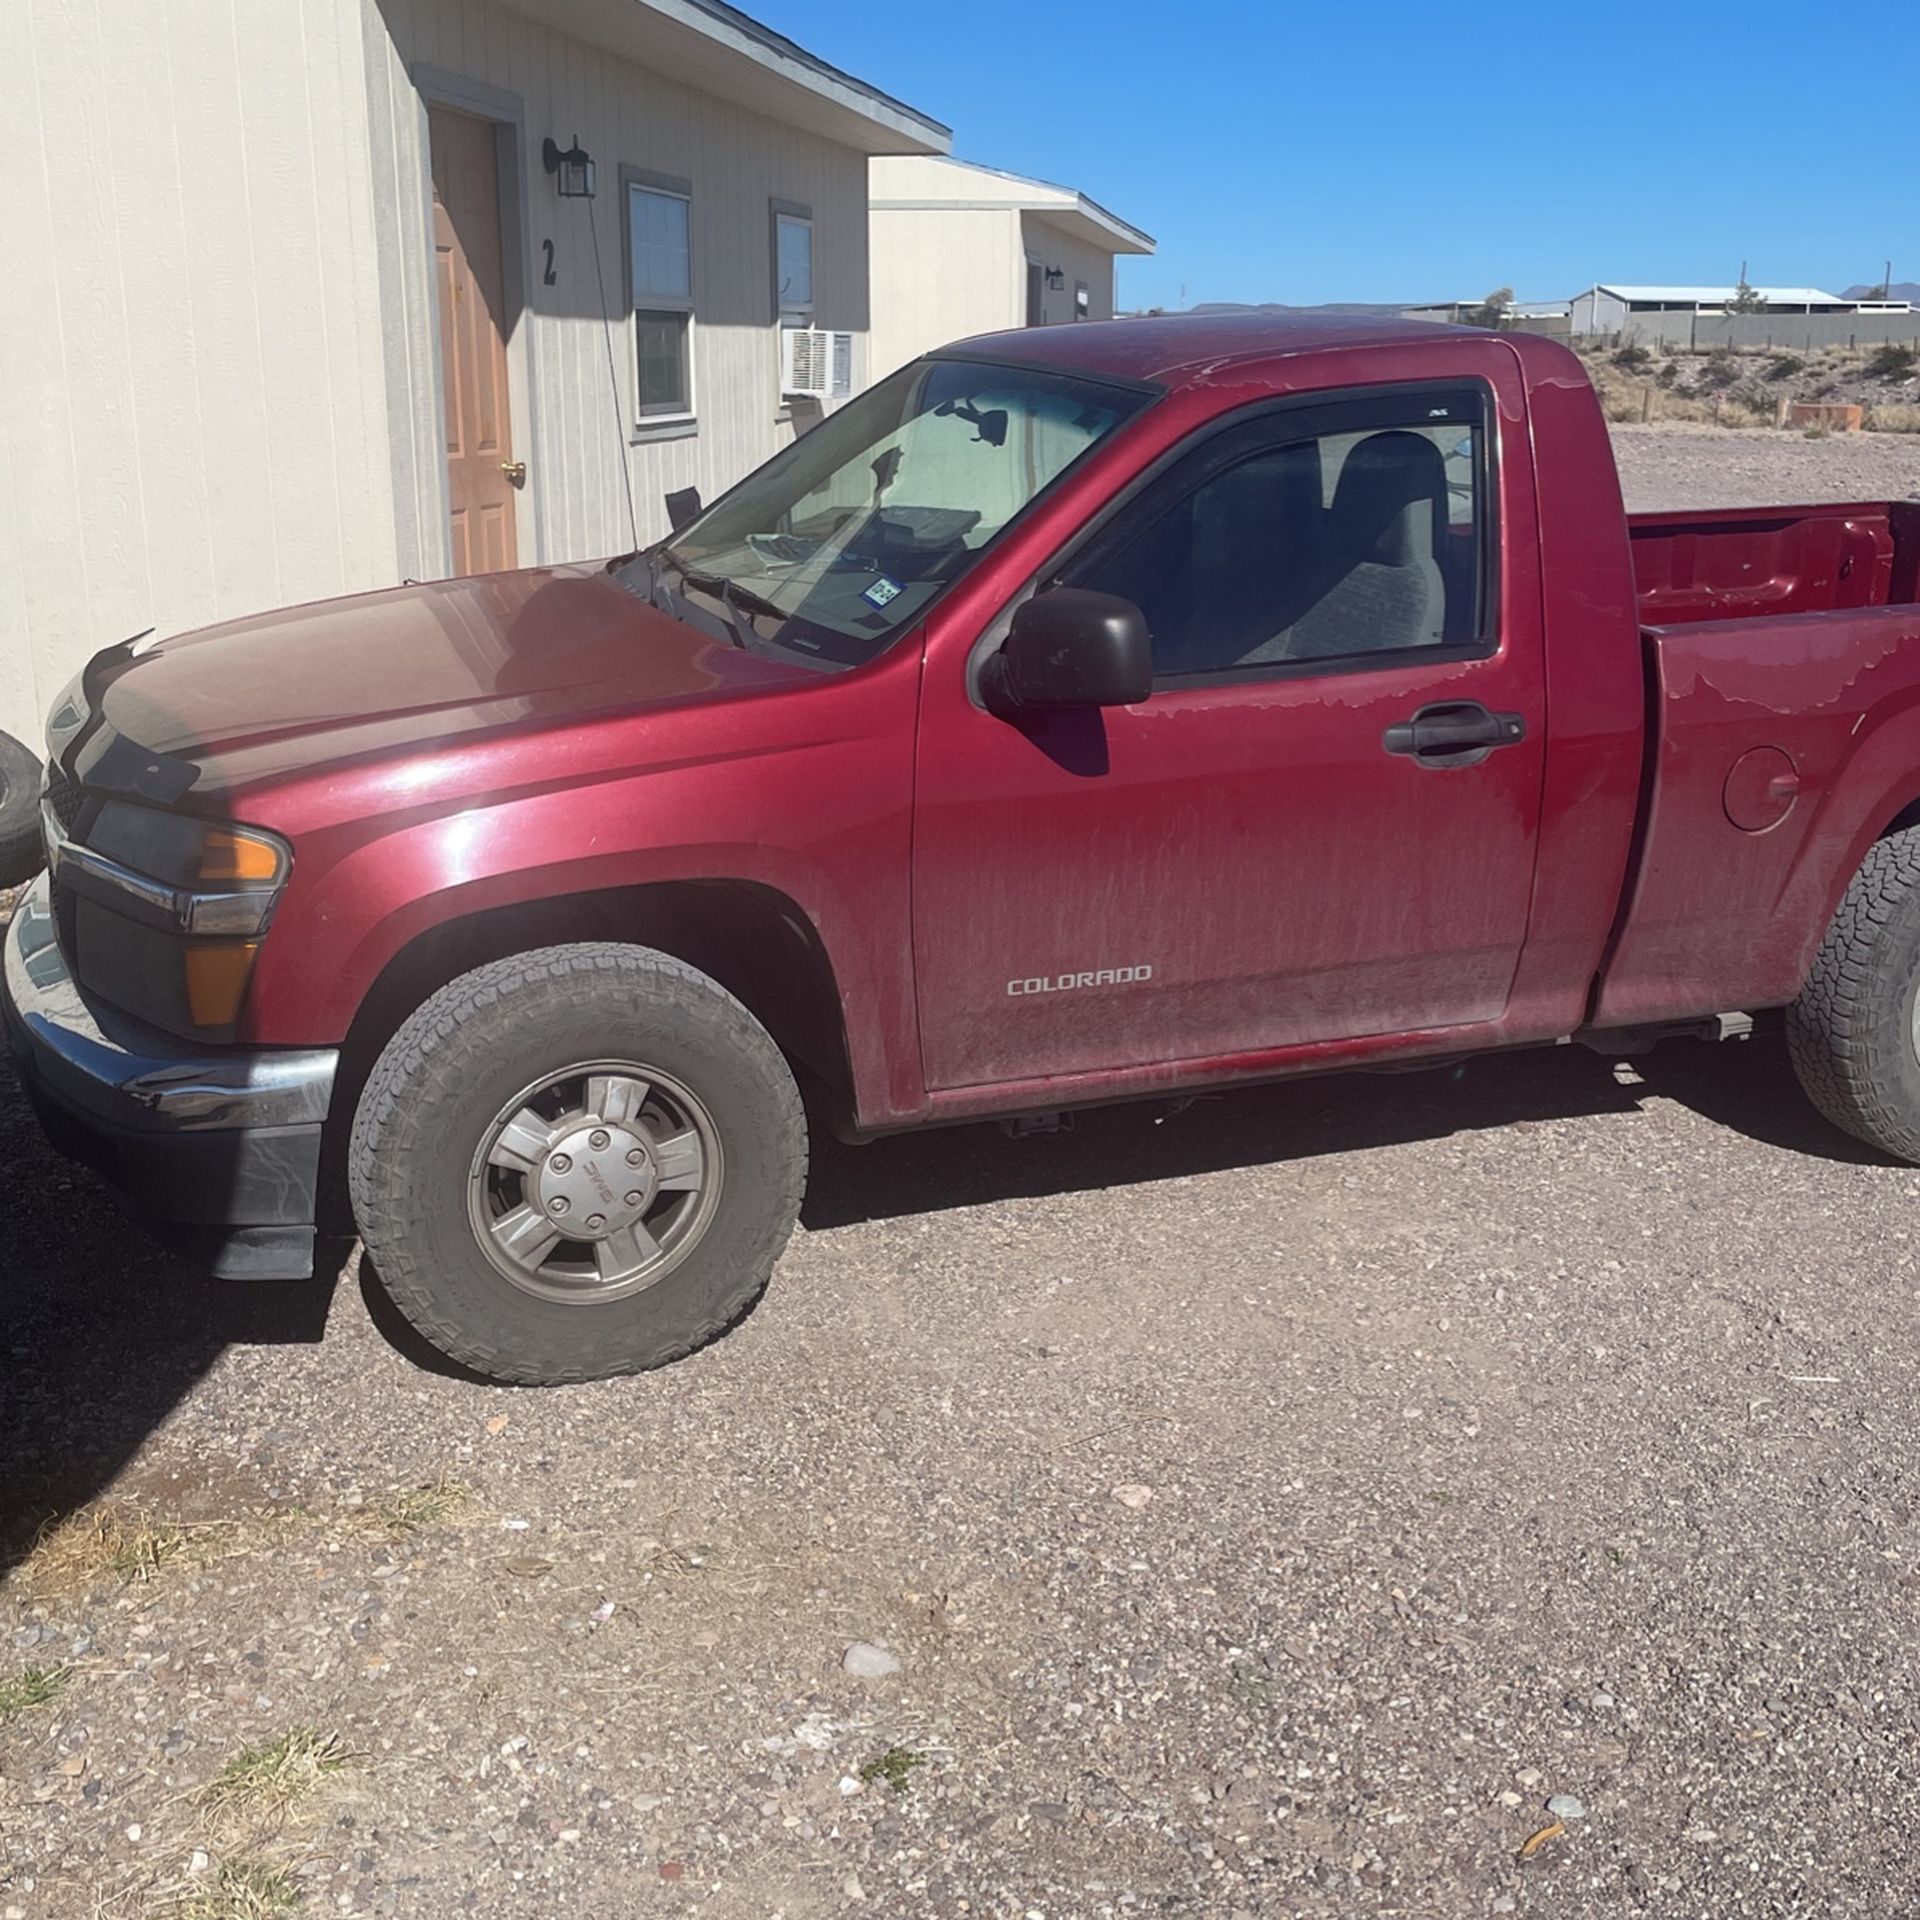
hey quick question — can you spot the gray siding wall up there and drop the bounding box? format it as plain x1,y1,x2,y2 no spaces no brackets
362,0,875,574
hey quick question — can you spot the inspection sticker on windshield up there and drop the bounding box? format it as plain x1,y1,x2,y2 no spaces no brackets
862,575,903,609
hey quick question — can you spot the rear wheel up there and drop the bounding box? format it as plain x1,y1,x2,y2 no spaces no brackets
0,730,44,887
349,943,806,1383
1788,827,1920,1162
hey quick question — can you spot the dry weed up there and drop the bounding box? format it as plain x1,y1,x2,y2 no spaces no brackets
198,1726,348,1827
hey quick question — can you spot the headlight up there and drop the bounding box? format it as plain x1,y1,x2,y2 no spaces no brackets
87,804,290,919
59,805,292,1032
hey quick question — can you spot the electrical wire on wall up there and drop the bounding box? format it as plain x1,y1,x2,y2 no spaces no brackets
583,187,642,556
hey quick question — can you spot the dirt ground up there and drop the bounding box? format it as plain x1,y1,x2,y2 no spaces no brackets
7,427,1920,1920
1609,420,1920,512
1580,341,1920,438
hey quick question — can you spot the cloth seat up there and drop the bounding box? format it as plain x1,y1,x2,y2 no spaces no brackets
1263,430,1448,662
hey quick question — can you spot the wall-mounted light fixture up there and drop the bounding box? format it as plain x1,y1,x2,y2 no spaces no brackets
1044,265,1065,291
542,134,596,199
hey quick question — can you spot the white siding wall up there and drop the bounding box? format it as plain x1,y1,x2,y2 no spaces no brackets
868,206,1021,379
0,0,397,749
362,0,875,572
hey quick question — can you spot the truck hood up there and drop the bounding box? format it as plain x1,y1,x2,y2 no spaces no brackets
79,565,818,800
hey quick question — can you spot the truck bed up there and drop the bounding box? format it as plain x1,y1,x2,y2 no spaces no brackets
1596,506,1920,1032
1630,498,1920,626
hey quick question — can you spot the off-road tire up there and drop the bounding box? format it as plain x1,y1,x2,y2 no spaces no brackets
1788,828,1920,1162
349,943,806,1384
0,730,45,887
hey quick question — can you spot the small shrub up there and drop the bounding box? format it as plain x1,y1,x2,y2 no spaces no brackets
1656,360,1682,389
1611,344,1653,371
1765,354,1805,381
1867,343,1918,380
1696,351,1742,392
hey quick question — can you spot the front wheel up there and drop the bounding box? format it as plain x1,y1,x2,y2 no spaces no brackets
348,944,807,1383
1788,827,1920,1163
0,730,45,887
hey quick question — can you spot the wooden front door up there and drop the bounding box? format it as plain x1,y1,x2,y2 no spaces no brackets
430,107,518,574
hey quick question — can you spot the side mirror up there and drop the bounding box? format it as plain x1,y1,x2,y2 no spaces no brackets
985,589,1152,713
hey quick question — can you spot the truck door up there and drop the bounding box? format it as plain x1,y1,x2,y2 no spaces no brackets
909,376,1547,1091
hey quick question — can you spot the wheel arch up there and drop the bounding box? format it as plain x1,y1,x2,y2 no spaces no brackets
325,880,855,1203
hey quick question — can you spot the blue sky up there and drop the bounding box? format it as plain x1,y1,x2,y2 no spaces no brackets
775,0,1914,310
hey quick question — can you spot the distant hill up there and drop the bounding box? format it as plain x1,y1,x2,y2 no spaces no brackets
1844,282,1920,303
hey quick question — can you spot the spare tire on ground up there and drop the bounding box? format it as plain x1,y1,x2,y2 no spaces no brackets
0,730,45,888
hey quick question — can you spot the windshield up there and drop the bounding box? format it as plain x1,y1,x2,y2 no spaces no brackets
623,357,1154,668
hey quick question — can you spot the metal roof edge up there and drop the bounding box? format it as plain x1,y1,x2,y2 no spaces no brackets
661,0,951,148
871,154,1153,251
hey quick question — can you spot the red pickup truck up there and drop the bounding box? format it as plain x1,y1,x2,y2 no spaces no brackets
9,314,1920,1383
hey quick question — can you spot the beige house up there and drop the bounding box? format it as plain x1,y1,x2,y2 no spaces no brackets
0,0,948,748
867,156,1154,379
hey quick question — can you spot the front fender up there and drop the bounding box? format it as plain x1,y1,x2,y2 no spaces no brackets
244,704,924,1127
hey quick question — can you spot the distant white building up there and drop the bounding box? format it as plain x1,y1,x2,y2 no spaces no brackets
1568,284,1905,332
868,156,1154,380
1401,299,1571,325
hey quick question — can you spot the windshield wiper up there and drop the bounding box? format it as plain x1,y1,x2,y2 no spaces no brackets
673,564,790,653
696,571,784,619
610,547,670,609
677,568,754,651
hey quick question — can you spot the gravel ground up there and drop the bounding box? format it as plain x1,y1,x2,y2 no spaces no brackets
8,429,1920,1920
1610,421,1920,511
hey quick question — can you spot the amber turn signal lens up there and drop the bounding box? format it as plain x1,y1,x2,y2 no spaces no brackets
184,943,261,1028
197,830,285,885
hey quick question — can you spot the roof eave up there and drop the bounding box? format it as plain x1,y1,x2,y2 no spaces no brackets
497,0,950,154
872,155,1152,251
1026,198,1156,256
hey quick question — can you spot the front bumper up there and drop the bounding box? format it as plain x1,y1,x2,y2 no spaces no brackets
3,874,338,1278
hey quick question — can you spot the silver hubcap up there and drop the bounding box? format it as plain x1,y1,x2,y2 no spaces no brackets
466,1063,721,1305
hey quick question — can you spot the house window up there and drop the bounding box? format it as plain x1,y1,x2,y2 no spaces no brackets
773,203,813,325
626,175,694,421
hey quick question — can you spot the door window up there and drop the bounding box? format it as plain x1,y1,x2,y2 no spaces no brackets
1064,387,1493,685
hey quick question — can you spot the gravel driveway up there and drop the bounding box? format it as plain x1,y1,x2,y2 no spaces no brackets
7,429,1920,1920
1612,421,1920,511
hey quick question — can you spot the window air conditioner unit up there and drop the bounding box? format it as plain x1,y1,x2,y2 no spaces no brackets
781,326,854,400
